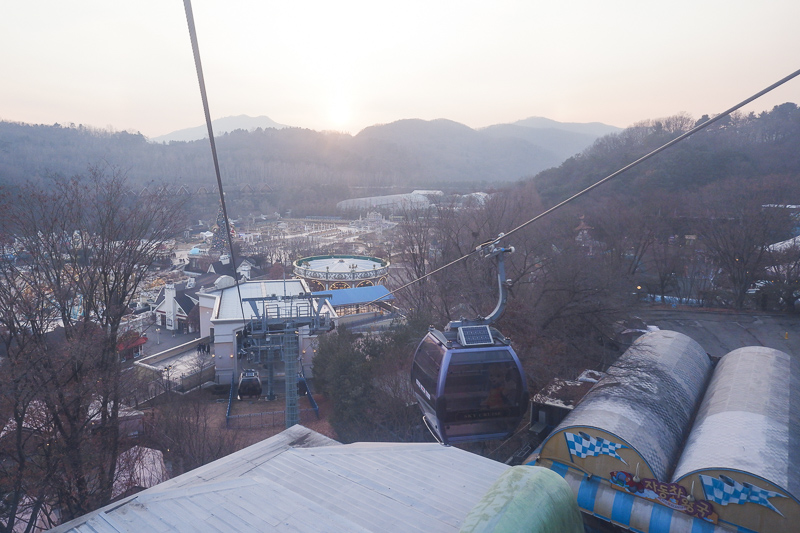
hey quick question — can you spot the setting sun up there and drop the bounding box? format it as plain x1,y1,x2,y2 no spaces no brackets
328,100,351,131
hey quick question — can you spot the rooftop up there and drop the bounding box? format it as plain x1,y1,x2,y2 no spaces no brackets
312,285,394,307
295,254,387,273
215,279,334,322
51,425,509,533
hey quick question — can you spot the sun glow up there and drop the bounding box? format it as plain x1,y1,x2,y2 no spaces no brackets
329,106,350,130
328,99,351,131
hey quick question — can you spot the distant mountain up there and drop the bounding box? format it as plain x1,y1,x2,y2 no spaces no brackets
352,117,621,182
353,118,562,182
0,115,622,195
480,124,594,163
510,116,622,138
151,115,287,143
479,118,621,163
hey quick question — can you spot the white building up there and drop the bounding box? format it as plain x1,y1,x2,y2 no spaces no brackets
336,192,432,212
197,278,336,384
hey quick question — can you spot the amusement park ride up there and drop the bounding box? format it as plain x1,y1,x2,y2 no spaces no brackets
411,236,529,445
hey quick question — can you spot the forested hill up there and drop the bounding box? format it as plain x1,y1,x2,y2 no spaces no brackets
532,103,800,204
0,117,617,190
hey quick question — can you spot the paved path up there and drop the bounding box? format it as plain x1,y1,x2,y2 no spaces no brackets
637,308,800,358
139,330,200,358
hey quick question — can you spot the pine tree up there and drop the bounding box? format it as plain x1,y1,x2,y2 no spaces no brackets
210,204,235,252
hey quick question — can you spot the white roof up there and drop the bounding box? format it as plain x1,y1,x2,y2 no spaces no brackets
768,235,800,252
214,279,335,322
336,193,431,211
52,426,509,533
672,346,799,499
304,256,382,273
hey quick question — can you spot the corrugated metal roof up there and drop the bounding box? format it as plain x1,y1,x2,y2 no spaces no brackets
672,346,799,500
216,280,331,321
51,426,509,533
547,330,712,481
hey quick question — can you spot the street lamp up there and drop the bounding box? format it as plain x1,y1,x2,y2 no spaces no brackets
163,364,173,393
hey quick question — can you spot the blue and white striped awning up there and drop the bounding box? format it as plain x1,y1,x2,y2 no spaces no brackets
545,461,742,533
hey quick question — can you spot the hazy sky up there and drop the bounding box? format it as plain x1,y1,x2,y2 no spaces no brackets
1,1,798,138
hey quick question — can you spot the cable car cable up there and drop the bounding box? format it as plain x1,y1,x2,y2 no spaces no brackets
183,0,248,328
364,67,800,308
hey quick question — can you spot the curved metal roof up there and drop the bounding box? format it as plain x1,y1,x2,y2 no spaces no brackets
549,330,712,481
672,346,799,500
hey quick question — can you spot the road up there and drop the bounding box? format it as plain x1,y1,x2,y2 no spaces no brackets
636,308,800,359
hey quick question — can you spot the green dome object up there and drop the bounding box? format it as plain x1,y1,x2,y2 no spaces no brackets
459,466,583,533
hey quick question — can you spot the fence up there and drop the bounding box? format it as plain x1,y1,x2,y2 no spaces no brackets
226,408,320,429
225,373,321,429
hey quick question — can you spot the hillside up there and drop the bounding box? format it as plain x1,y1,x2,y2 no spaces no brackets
531,104,800,204
150,115,288,143
352,118,563,182
510,116,621,137
0,116,615,190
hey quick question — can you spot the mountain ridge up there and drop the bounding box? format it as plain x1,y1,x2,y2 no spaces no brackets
151,114,622,148
150,114,287,143
0,115,621,190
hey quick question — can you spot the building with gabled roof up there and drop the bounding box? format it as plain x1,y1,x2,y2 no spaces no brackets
152,280,203,334
206,255,264,281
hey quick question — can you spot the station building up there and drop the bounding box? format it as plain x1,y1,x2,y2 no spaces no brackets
197,277,336,385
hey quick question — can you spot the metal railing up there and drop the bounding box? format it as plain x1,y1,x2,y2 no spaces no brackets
226,408,319,429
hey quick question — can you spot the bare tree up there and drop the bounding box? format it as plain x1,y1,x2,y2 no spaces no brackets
648,237,684,303
393,206,436,320
0,168,186,526
696,179,793,309
148,394,240,475
763,241,800,312
587,197,655,277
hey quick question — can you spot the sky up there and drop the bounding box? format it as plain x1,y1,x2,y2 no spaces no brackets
1,1,798,139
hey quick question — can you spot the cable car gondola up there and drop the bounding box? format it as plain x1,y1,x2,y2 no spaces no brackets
411,237,529,444
237,369,262,400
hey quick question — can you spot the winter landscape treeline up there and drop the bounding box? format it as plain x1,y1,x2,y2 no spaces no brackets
0,115,615,209
535,103,800,203
0,102,798,528
1,104,798,218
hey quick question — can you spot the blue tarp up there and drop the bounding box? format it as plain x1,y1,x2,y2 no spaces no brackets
311,285,394,307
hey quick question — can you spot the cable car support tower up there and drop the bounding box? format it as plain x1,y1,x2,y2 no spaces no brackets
237,292,333,428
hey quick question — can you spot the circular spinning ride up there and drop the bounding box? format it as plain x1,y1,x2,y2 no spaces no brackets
293,254,389,291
